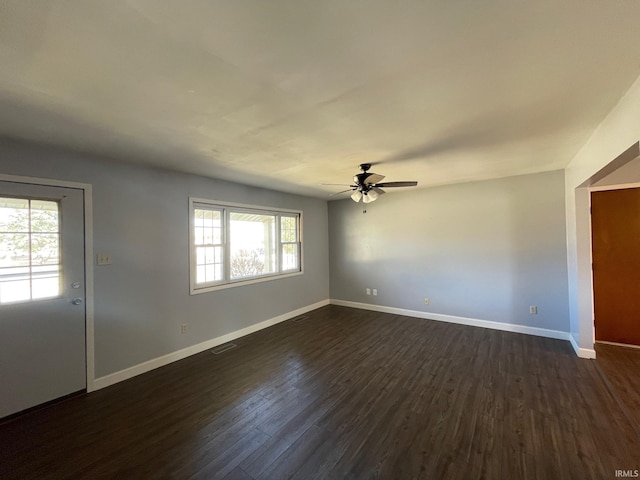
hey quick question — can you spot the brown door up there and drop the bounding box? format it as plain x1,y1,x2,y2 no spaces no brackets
591,187,640,346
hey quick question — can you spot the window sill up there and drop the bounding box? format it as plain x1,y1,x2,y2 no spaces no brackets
190,270,303,295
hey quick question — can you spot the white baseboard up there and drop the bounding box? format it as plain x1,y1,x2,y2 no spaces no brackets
91,299,330,391
569,334,596,359
331,299,571,341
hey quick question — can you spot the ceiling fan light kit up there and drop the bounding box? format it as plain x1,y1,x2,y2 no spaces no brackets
327,163,419,204
364,189,378,203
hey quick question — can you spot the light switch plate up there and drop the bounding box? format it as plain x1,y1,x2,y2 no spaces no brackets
97,253,112,266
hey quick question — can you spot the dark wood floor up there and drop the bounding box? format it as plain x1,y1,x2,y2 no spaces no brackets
596,342,640,435
1,305,639,479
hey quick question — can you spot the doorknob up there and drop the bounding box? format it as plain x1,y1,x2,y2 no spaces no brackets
71,298,83,305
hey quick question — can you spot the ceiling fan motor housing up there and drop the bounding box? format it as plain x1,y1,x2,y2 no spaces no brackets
354,172,373,185
354,164,374,185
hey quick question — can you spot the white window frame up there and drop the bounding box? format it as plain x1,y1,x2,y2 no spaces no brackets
189,197,303,294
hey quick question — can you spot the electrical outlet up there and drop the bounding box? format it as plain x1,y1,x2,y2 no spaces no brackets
366,288,371,295
424,298,430,305
180,324,188,334
372,289,377,296
529,306,538,315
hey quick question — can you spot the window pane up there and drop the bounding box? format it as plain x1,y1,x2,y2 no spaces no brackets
230,212,276,279
0,266,30,278
205,265,216,281
231,249,264,279
30,201,59,233
194,208,224,285
281,216,298,243
0,197,29,232
0,198,61,303
202,209,213,227
194,244,223,285
194,209,204,227
31,234,59,265
196,265,206,284
194,209,221,247
0,233,30,267
194,226,204,245
196,246,205,265
282,244,299,271
203,228,213,245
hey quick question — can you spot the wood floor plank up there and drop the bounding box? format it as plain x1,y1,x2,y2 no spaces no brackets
596,342,640,434
240,384,351,478
1,305,639,479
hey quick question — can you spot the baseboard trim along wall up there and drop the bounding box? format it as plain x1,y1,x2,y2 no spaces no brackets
331,298,581,345
571,334,597,359
92,299,330,391
93,298,595,391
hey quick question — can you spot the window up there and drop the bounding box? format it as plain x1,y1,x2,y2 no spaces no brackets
0,197,60,304
190,199,302,293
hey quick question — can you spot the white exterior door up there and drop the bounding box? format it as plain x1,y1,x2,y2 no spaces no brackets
0,180,86,418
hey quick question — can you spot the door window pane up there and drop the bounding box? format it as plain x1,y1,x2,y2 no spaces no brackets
0,198,29,231
0,197,60,303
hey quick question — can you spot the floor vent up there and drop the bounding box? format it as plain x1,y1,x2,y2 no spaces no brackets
211,343,237,355
292,315,309,323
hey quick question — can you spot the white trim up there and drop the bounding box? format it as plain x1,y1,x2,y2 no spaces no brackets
0,174,91,192
596,340,640,350
192,271,304,294
93,299,330,390
589,181,640,192
189,197,303,215
588,189,596,348
330,299,570,341
570,334,596,359
0,174,96,391
83,186,96,392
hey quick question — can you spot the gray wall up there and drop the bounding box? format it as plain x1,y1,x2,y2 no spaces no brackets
0,139,330,378
329,170,569,332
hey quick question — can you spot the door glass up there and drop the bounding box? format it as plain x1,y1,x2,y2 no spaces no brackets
0,197,60,304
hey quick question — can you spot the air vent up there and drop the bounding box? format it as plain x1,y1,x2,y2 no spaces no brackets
292,315,309,323
211,343,237,355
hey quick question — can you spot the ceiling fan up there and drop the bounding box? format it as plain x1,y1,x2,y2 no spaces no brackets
327,164,418,203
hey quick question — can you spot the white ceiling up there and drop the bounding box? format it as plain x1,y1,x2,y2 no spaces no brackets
1,1,640,198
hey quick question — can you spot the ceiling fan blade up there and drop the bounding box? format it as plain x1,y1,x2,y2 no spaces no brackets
330,189,354,197
373,181,418,188
363,173,385,185
322,183,353,186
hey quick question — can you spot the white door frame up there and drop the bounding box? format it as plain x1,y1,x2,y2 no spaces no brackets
0,173,95,392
